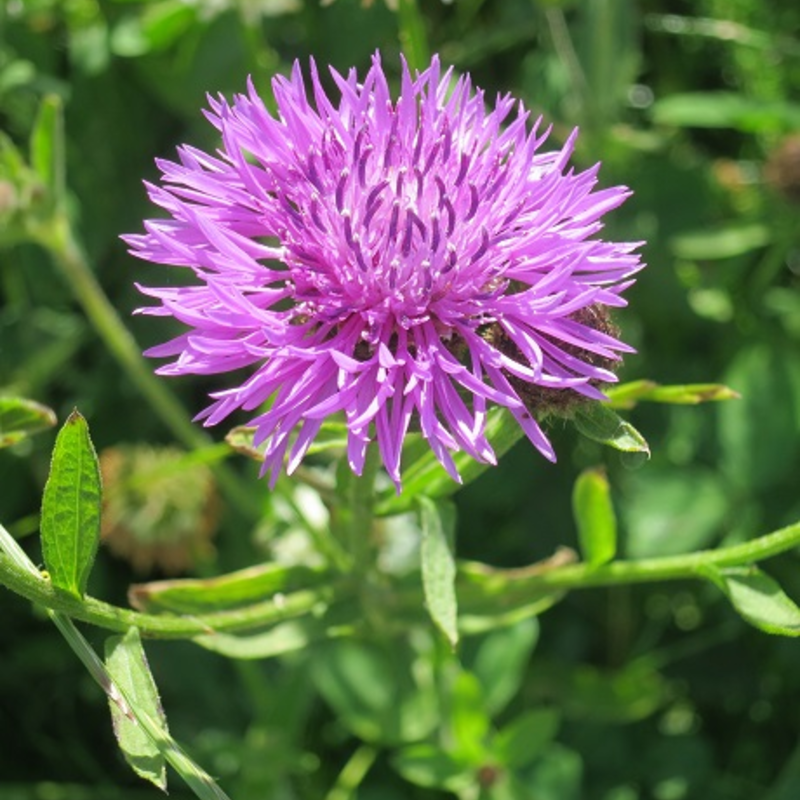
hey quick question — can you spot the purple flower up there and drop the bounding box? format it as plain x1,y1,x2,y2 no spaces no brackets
125,54,643,489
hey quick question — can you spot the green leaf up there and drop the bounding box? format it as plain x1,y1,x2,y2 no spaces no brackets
532,659,668,723
572,468,617,566
311,640,438,746
522,743,583,800
129,562,329,614
623,467,727,558
670,223,771,260
494,708,560,770
605,380,740,410
457,558,567,634
718,344,799,490
194,617,350,660
652,91,800,132
468,618,539,715
703,566,800,637
419,496,458,647
397,0,431,72
393,744,471,792
376,407,524,516
449,671,491,762
572,403,650,458
0,396,57,448
40,409,102,598
29,95,65,207
104,628,168,791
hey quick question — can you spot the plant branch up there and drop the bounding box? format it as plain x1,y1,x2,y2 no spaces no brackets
3,519,800,641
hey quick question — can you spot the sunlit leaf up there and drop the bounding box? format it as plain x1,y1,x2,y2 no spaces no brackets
0,396,57,448
392,744,471,792
671,223,771,260
652,92,800,132
419,496,458,647
104,628,168,791
703,566,800,637
449,670,492,764
572,403,650,457
605,381,740,409
572,467,617,566
129,562,329,613
40,410,101,598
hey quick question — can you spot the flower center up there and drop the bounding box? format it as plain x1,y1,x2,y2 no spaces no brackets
281,114,521,339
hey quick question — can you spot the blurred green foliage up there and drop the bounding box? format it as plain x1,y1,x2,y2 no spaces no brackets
2,1,800,799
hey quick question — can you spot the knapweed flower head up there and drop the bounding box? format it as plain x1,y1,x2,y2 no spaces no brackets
125,54,643,489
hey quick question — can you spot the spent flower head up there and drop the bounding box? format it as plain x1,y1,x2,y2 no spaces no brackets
125,54,643,489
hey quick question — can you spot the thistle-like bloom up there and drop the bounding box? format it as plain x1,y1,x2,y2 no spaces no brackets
125,54,642,488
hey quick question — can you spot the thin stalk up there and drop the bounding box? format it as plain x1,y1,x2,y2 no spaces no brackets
52,613,232,800
324,744,378,800
38,216,261,521
331,446,382,573
544,6,590,114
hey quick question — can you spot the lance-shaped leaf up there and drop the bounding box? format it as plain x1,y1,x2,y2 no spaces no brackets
40,409,102,598
703,565,800,637
129,562,329,614
0,396,57,448
419,497,459,647
494,708,560,770
572,402,650,458
572,467,617,566
105,627,168,791
605,380,739,410
30,94,66,208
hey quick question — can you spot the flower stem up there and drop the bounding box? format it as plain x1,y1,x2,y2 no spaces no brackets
331,445,382,572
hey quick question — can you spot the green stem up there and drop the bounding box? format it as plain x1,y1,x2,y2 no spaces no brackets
331,446,381,572
461,519,800,595
0,522,227,797
50,613,233,800
37,216,261,521
324,744,378,800
0,550,334,638
4,519,800,641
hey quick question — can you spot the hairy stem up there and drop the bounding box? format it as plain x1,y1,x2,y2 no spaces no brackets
3,520,800,641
